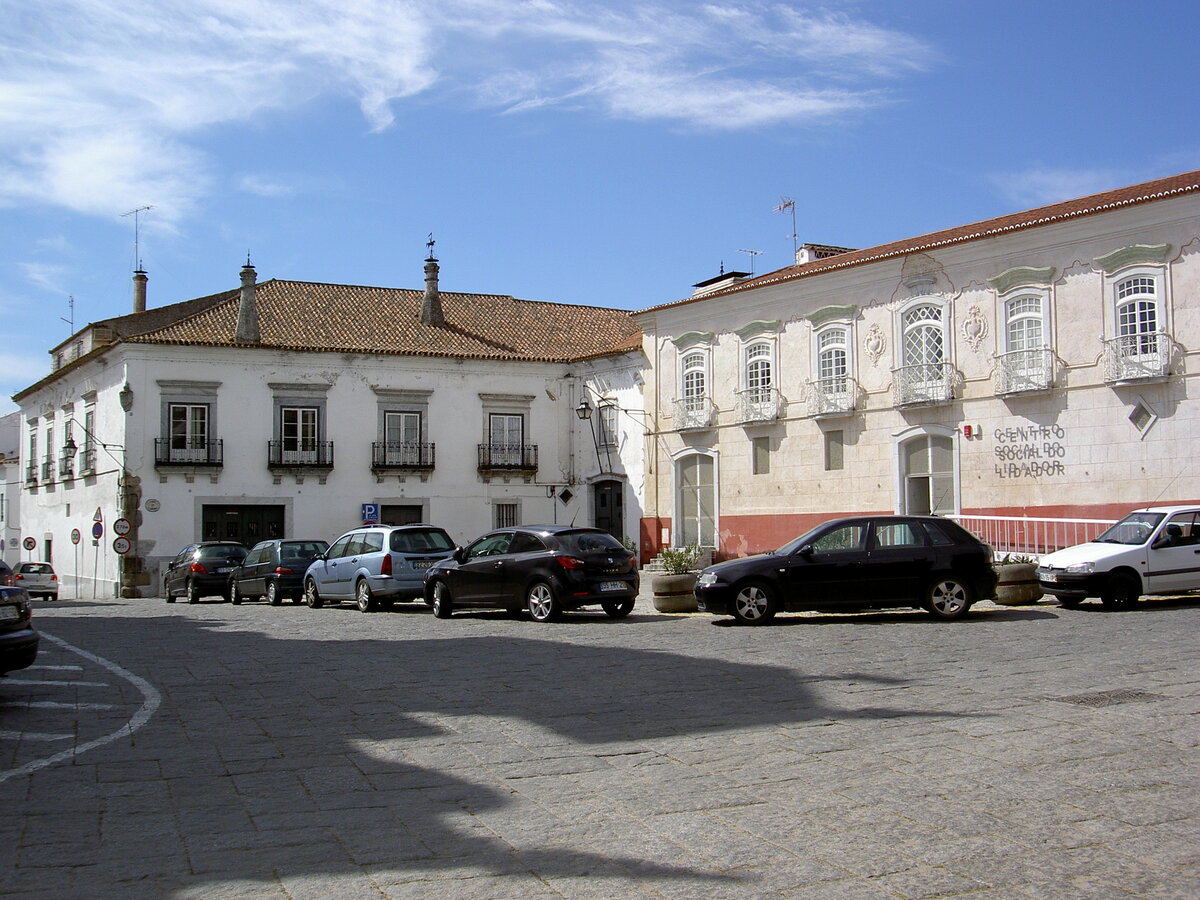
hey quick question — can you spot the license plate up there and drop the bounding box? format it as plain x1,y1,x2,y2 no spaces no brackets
599,581,626,592
0,605,20,621
411,560,434,570
216,567,232,574
1043,572,1057,583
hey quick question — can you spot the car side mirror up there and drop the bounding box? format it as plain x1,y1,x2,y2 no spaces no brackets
798,544,814,558
453,547,466,563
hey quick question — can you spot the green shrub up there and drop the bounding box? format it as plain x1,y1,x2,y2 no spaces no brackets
998,553,1037,565
660,545,702,574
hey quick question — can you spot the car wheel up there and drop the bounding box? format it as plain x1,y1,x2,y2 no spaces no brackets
304,578,324,609
925,577,971,620
166,592,176,604
527,581,561,622
1100,573,1139,609
730,580,777,625
1058,596,1084,609
601,597,635,619
355,579,376,613
187,580,200,604
432,581,453,618
230,582,242,605
266,582,281,606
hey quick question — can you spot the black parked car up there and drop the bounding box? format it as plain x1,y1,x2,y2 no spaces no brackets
424,525,639,622
695,515,997,625
164,542,248,603
0,585,39,675
229,539,329,606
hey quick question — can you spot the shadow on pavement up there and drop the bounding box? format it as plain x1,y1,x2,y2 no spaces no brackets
4,608,985,897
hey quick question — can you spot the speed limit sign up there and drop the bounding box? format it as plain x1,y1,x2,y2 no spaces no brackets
113,536,132,555
71,528,81,545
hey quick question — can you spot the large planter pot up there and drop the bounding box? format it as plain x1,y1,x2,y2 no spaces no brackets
652,573,699,613
994,563,1043,605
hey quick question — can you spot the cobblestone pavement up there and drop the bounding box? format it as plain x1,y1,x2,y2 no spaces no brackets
1,588,1197,899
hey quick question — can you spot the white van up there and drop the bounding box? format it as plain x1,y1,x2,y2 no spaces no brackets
1037,505,1200,608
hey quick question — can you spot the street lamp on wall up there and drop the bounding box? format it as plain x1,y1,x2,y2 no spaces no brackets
575,398,593,420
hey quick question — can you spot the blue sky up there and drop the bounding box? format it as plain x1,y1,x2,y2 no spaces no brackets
2,0,1197,415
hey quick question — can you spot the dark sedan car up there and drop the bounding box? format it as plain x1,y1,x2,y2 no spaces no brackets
424,525,639,622
229,539,329,606
695,515,996,624
0,585,39,675
164,541,248,603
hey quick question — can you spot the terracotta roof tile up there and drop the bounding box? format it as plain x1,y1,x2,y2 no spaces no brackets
639,168,1200,312
124,280,642,363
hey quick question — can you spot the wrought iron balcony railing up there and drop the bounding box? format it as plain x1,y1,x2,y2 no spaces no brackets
735,388,783,424
892,362,955,407
40,456,55,483
78,447,97,474
672,396,716,430
59,452,75,480
268,440,335,468
995,349,1054,395
155,438,224,467
808,377,858,417
25,463,37,486
1102,332,1170,383
372,441,436,470
477,443,538,472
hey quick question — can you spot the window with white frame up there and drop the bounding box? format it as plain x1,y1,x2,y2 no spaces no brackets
597,402,618,448
281,406,319,462
896,301,950,404
744,342,773,402
998,292,1051,392
489,412,524,466
384,410,423,465
817,326,848,390
1093,245,1171,382
1115,275,1160,357
681,351,708,411
169,403,210,462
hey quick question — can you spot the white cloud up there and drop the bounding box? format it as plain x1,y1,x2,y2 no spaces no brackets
0,1,933,222
995,167,1137,208
19,263,69,295
238,175,296,198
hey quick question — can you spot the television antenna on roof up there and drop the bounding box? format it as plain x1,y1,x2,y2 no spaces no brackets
121,205,154,270
774,196,797,258
739,248,763,274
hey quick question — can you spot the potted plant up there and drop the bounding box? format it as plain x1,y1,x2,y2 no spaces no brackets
993,553,1043,605
651,545,703,613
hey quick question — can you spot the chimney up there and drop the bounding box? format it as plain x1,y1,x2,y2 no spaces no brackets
420,252,445,327
132,269,148,314
235,260,260,344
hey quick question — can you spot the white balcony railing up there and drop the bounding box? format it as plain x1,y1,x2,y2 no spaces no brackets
673,396,716,430
951,514,1116,557
893,363,954,407
1102,332,1170,383
808,377,858,417
995,349,1054,395
735,387,783,423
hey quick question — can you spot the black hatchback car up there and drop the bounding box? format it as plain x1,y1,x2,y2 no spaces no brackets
164,542,248,603
229,539,329,606
0,585,39,675
424,525,639,622
695,515,996,625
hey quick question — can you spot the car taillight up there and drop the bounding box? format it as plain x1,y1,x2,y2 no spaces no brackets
13,573,22,580
555,555,586,570
275,567,294,576
189,562,207,575
51,574,58,582
381,555,393,576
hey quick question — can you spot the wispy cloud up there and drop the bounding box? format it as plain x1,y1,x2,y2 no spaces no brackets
994,167,1131,209
238,175,296,198
0,1,933,226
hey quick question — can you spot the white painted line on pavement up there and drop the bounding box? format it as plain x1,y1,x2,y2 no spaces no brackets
0,731,74,741
2,679,111,687
0,631,162,785
27,665,83,671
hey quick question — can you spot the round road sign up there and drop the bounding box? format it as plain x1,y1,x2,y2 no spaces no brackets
23,536,36,551
113,517,132,536
71,528,81,545
112,536,132,555
92,521,104,540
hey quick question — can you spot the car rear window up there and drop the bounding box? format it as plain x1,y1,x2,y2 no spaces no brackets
280,541,328,561
19,563,54,574
198,545,247,561
557,531,627,554
390,528,455,553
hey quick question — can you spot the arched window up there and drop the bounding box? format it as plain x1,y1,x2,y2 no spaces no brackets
744,342,773,401
896,302,950,405
681,352,707,410
1116,275,1159,357
817,327,848,390
901,433,956,516
1005,295,1043,352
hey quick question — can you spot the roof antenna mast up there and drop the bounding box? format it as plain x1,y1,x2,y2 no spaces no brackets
121,205,154,270
774,196,797,259
738,248,763,275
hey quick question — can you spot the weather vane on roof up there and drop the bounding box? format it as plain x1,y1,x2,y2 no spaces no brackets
426,233,436,260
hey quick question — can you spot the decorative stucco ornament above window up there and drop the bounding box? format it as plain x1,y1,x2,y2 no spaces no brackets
962,305,988,353
1092,243,1173,273
864,323,886,367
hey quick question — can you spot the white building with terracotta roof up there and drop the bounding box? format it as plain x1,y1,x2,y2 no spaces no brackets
633,170,1200,561
14,255,644,598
